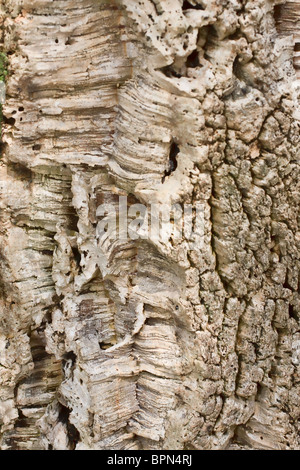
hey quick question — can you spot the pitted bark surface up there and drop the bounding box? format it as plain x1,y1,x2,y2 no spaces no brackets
0,0,299,450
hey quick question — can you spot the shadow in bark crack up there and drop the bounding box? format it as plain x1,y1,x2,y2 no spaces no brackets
182,1,204,11
162,142,179,183
58,404,80,450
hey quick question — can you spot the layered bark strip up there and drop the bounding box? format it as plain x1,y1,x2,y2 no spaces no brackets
0,0,299,451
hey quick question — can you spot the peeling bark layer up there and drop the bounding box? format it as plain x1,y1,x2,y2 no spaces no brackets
0,0,299,450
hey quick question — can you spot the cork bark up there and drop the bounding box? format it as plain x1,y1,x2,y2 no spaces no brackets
0,0,299,450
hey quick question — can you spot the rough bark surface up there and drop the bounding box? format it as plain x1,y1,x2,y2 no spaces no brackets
0,0,299,450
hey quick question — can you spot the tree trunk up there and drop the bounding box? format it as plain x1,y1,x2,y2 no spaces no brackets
0,0,299,450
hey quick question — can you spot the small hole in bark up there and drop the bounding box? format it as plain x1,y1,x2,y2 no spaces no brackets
273,5,283,27
294,43,300,52
18,107,24,112
227,30,241,41
169,142,180,169
233,56,242,79
58,404,80,450
32,144,41,151
289,304,298,321
63,351,76,366
99,342,113,350
161,65,182,78
72,247,81,265
43,310,52,324
186,49,200,68
3,116,16,126
145,318,156,326
14,411,28,429
182,0,204,10
162,142,179,183
55,38,59,43
69,214,79,232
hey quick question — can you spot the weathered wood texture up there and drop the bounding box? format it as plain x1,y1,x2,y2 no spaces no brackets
0,0,299,450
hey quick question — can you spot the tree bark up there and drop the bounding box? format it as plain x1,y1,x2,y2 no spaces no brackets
0,0,299,450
